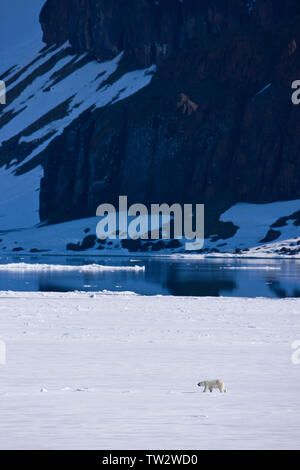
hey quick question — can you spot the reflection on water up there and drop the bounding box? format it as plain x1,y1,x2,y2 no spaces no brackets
165,279,237,297
0,255,300,298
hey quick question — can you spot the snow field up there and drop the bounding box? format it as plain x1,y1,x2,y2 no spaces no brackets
0,292,299,449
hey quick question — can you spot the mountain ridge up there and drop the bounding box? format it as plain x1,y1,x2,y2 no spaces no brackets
0,0,299,254
38,0,300,234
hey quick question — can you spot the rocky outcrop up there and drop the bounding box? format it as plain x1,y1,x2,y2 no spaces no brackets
39,0,300,235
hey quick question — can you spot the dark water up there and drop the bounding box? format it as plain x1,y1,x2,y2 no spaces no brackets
0,255,300,298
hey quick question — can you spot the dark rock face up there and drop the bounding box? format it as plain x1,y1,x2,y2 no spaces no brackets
39,0,300,234
40,0,300,67
260,229,281,243
40,0,245,66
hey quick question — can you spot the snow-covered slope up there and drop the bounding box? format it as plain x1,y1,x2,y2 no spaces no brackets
204,199,300,257
0,1,156,232
0,1,46,75
0,165,42,230
2,48,155,158
0,199,299,257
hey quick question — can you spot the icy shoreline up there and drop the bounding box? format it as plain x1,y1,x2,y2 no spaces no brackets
0,291,299,450
0,198,299,259
0,263,145,272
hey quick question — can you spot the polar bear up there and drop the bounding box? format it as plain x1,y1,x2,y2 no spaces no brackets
198,379,227,393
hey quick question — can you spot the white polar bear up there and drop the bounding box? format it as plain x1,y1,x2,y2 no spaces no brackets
198,379,227,393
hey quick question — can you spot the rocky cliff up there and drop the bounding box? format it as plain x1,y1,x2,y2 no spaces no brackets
38,0,300,235
40,0,300,66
